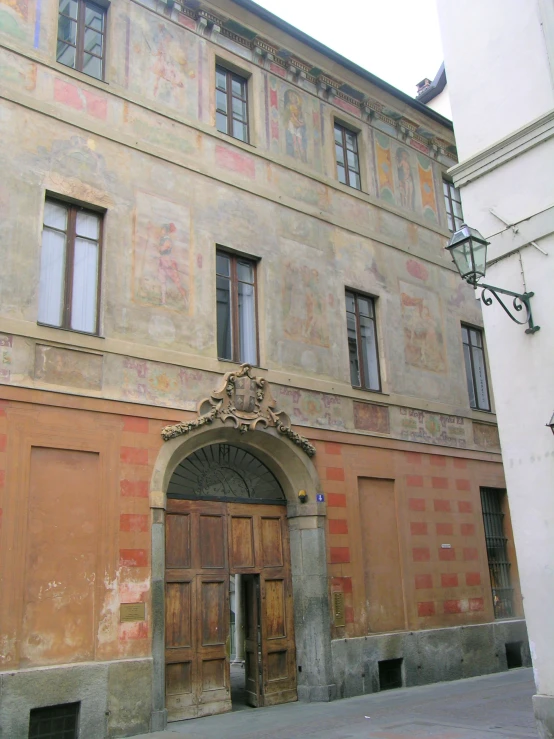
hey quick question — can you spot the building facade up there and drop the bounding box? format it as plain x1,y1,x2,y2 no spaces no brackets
436,1,554,737
0,0,530,736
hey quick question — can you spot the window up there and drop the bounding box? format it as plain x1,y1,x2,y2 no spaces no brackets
38,199,102,335
462,325,490,411
334,123,361,190
443,179,463,232
346,291,380,391
57,0,106,81
480,488,514,619
216,251,257,364
215,65,249,143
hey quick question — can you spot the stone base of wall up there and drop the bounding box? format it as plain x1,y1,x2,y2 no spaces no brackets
534,694,554,739
331,619,530,699
0,658,152,739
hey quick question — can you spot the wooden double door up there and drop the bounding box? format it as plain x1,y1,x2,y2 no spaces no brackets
165,499,297,721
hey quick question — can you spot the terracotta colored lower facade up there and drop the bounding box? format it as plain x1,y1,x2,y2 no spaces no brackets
0,386,529,737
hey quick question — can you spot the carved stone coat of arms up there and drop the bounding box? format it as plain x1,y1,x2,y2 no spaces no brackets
161,364,315,457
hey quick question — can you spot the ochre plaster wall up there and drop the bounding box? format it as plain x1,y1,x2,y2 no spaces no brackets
0,390,522,669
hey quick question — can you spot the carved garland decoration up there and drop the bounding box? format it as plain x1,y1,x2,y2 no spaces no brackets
161,364,316,457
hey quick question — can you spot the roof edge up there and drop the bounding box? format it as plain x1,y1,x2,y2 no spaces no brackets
417,63,447,104
228,0,454,131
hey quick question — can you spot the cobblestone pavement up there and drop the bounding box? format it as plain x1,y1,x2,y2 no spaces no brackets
136,668,537,739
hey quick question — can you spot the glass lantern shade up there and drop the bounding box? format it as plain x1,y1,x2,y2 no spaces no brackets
446,225,489,285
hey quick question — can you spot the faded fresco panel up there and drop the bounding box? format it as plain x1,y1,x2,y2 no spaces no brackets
0,47,36,90
374,131,395,205
282,259,329,348
473,422,501,451
394,407,469,448
400,281,446,373
275,386,350,431
34,345,103,390
353,402,390,434
373,132,438,220
133,191,191,312
0,0,30,41
125,7,198,118
0,333,12,383
107,355,216,410
417,153,438,223
268,76,323,171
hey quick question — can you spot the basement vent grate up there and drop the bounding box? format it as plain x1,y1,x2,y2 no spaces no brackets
505,641,523,669
29,702,80,739
378,658,403,691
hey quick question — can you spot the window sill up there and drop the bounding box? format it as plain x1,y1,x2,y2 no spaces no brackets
54,61,109,87
217,357,267,371
37,322,104,339
351,386,388,397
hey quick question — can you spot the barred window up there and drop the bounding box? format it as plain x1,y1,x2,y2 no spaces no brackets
480,488,514,619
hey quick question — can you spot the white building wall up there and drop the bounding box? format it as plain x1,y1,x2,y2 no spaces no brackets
437,1,554,736
438,0,554,159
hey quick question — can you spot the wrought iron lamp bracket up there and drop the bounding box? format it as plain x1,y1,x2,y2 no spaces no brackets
472,281,540,334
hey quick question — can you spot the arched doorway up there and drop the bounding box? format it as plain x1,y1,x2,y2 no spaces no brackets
149,424,337,731
165,443,296,720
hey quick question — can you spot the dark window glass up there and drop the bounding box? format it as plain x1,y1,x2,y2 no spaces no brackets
335,123,361,190
443,179,463,232
216,250,257,364
39,200,102,335
57,0,106,81
345,291,380,391
215,65,249,143
462,325,490,411
480,488,514,619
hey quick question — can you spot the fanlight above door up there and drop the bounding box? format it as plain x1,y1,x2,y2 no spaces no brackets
167,443,286,505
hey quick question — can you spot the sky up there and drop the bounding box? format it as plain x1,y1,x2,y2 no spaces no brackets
251,0,444,98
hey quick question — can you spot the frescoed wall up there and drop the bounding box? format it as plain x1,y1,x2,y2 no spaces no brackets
268,76,324,172
400,280,447,373
133,192,191,312
374,131,439,221
124,5,199,119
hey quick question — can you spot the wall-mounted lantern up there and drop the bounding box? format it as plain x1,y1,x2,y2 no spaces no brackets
298,490,308,504
446,225,540,334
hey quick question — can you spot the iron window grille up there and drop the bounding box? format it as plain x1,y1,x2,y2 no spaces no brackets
443,179,463,232
38,199,103,335
29,702,80,739
346,291,381,391
215,65,249,143
480,487,514,619
216,250,258,365
57,0,106,81
461,324,491,411
334,123,361,190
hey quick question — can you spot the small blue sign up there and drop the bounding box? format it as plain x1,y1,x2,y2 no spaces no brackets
316,493,325,503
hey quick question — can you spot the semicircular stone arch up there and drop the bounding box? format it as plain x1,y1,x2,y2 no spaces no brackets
148,424,336,731
167,443,286,505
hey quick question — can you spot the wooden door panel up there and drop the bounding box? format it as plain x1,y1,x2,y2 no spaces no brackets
166,581,193,648
199,579,227,646
264,578,286,639
259,512,297,706
229,515,255,569
244,574,261,707
199,514,226,569
166,514,191,569
260,516,284,568
196,574,231,717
